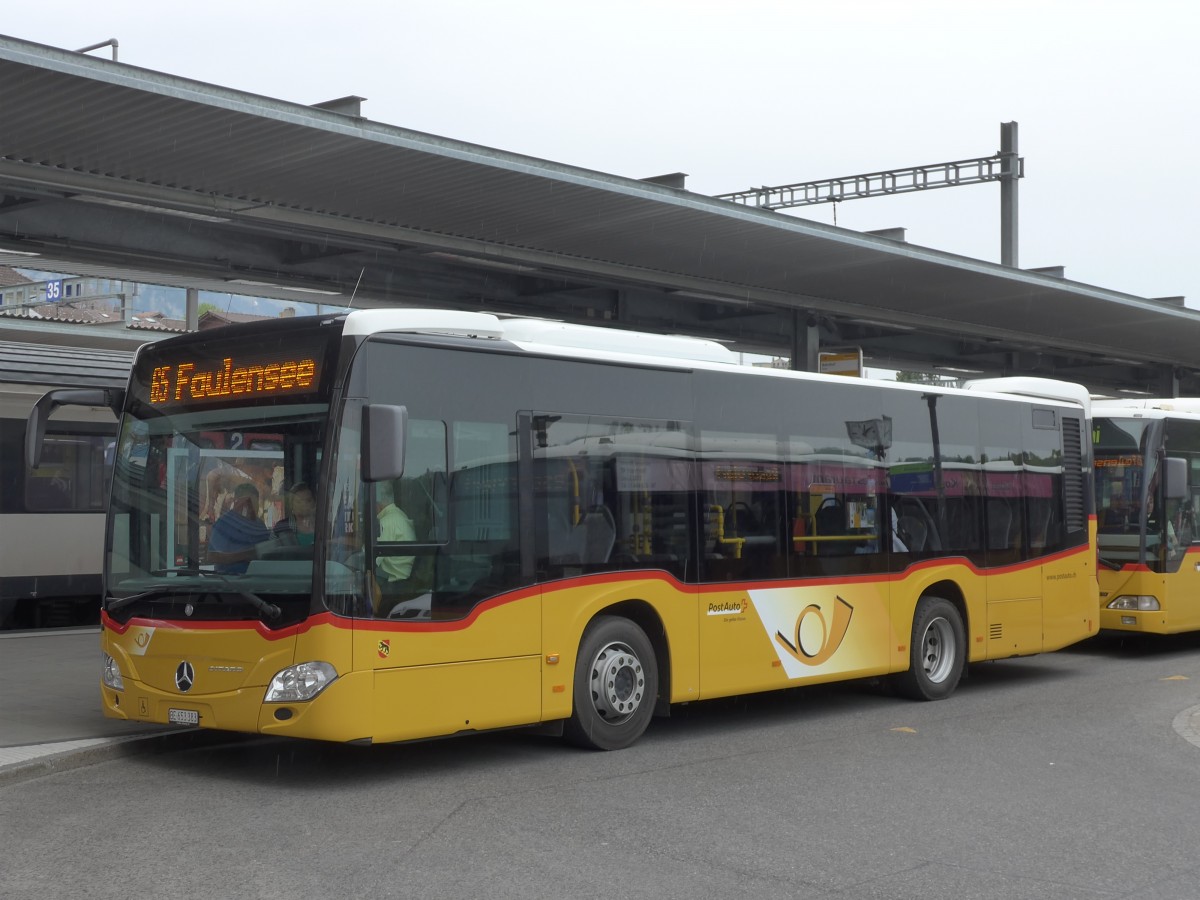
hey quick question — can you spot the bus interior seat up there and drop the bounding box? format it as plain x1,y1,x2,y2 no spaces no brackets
815,499,856,555
703,506,724,558
548,506,616,566
987,499,1013,550
896,515,928,552
580,506,616,564
545,506,579,564
375,545,434,615
815,499,843,536
893,497,942,552
725,501,760,536
1028,500,1053,550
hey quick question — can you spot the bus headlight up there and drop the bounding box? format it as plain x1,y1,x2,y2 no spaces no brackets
264,661,338,703
102,653,124,691
1107,595,1161,611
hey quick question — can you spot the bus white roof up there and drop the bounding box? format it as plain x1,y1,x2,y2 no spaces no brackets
341,309,506,340
962,376,1091,412
341,308,737,364
340,310,1089,406
498,317,736,364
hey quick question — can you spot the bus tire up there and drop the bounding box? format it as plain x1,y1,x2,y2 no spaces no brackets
564,615,658,751
892,595,965,701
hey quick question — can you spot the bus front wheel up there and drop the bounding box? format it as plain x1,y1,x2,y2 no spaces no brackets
893,596,965,701
564,615,658,751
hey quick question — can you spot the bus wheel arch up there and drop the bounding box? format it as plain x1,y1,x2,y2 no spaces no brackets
892,589,967,701
564,609,662,751
924,579,968,637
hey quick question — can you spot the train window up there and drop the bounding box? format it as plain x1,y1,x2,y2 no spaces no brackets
26,433,112,512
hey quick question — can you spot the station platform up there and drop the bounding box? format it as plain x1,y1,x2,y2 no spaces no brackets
0,628,184,784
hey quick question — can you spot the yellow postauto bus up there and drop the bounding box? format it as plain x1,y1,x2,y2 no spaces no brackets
29,310,1099,749
1093,399,1200,633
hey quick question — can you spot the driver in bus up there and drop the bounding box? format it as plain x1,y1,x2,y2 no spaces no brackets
370,479,426,618
208,482,271,574
1145,492,1180,556
375,479,416,584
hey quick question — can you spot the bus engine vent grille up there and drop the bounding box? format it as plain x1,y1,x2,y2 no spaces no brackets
989,623,1003,641
1061,417,1086,532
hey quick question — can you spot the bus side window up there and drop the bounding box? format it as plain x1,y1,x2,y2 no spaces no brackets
532,414,691,581
986,498,1014,550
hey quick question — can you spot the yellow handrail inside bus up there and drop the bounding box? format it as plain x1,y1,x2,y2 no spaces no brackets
708,505,745,559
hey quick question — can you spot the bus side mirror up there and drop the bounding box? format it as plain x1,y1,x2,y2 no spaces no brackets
27,388,124,469
1165,457,1188,500
362,404,407,482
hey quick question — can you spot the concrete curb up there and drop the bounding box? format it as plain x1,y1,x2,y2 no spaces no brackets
0,728,248,787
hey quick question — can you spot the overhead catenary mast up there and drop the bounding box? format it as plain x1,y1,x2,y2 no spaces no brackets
714,122,1023,266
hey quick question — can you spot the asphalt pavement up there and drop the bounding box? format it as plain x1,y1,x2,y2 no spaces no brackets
6,626,1200,791
0,628,188,784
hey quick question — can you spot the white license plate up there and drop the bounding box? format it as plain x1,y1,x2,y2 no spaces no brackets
168,708,199,726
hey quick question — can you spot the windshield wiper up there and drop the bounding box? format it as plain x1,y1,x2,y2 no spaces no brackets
109,570,281,620
1097,555,1124,571
223,584,282,620
107,584,191,613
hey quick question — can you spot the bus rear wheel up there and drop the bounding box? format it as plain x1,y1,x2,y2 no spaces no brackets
892,596,965,701
564,615,658,751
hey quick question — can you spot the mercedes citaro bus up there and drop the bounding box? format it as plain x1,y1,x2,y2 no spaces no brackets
28,310,1099,749
1093,399,1200,633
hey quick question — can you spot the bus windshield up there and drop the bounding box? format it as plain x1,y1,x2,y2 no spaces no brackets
105,323,339,625
1094,416,1159,566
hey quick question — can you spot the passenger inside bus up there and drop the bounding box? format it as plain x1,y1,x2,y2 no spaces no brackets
273,482,316,547
1101,495,1137,532
208,482,270,574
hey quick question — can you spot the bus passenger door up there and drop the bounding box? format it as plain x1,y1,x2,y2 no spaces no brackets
374,409,542,742
531,412,699,718
332,368,543,742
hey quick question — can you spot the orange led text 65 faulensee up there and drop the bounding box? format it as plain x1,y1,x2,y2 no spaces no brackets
149,357,317,403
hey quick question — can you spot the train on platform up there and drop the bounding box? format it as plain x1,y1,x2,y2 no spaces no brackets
0,340,133,629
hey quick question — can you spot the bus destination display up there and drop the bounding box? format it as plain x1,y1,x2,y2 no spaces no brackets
149,355,318,404
136,331,333,410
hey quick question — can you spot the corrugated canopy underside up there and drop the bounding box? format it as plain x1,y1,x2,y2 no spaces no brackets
0,34,1194,376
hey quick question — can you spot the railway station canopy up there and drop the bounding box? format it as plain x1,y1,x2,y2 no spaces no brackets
2,33,1199,395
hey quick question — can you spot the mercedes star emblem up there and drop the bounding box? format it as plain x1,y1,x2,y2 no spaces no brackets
175,661,195,693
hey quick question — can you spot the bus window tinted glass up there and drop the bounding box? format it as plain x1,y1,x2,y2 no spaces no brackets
700,430,790,582
696,371,887,580
978,399,1026,564
1164,419,1200,549
1022,406,1066,554
534,414,690,581
371,419,448,618
886,391,983,559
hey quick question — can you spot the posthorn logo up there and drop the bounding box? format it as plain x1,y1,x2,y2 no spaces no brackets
775,595,854,667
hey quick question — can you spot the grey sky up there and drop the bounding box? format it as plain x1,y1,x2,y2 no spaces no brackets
7,1,1200,306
